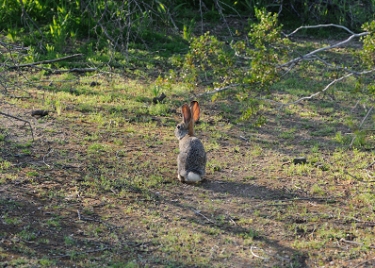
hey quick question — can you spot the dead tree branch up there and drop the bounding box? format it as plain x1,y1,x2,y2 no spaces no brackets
282,68,375,107
283,23,357,37
51,68,97,74
0,111,34,142
283,73,353,106
6,54,83,69
213,0,233,37
280,30,370,68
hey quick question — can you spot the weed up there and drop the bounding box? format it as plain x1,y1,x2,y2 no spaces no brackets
310,184,325,196
64,236,76,246
0,159,12,170
3,214,21,225
39,257,56,267
26,170,39,177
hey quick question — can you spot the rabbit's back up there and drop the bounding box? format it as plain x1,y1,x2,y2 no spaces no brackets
179,136,206,176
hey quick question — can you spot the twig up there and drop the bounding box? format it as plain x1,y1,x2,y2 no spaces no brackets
350,106,374,147
353,258,375,268
364,160,375,169
250,246,266,260
213,0,233,37
359,107,373,128
6,54,83,69
58,246,110,258
43,148,54,168
77,212,101,223
198,0,204,35
51,68,97,74
340,238,375,249
0,111,34,142
239,135,248,141
193,209,215,224
255,197,338,208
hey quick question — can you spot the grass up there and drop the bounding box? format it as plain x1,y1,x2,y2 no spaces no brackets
1,35,375,268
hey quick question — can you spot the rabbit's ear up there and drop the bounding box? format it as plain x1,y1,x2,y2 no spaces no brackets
181,104,191,124
182,103,194,135
190,101,201,122
190,101,200,123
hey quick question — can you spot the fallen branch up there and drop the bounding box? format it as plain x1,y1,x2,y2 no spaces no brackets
281,68,375,107
280,30,369,68
283,23,356,37
281,73,353,106
51,67,97,74
0,111,34,142
193,209,215,224
6,54,83,69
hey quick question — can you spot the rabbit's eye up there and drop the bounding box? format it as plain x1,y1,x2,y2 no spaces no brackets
177,125,181,129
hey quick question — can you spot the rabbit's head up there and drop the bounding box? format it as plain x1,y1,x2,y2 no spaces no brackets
175,101,200,140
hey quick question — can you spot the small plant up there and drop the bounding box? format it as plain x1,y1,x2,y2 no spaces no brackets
64,235,75,246
19,228,37,241
26,170,39,177
46,217,61,228
54,100,65,116
0,159,12,170
3,214,21,225
39,257,55,267
310,183,325,196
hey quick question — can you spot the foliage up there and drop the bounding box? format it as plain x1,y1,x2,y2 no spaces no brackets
359,20,375,69
180,33,235,88
0,0,184,55
179,9,289,120
182,9,286,88
1,0,375,56
239,9,289,90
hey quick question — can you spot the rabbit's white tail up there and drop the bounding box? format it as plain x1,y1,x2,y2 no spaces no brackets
186,172,202,182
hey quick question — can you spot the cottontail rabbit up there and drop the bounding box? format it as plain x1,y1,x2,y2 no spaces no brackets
175,101,207,182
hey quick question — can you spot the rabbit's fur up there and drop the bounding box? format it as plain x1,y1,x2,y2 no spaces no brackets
175,101,207,182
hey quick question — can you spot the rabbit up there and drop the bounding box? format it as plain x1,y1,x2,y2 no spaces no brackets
175,101,207,182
